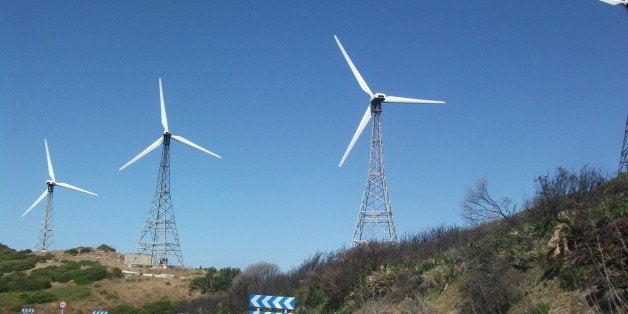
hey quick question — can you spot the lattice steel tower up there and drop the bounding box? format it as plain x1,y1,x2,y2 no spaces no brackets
352,102,397,244
332,36,445,245
119,78,222,268
36,186,54,251
619,115,628,174
135,134,184,267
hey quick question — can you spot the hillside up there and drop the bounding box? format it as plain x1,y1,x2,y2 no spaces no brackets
175,168,627,313
0,245,204,312
1,168,626,313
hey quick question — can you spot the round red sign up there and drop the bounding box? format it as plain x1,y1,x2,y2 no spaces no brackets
59,301,67,309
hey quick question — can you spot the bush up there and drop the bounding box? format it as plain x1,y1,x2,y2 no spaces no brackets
140,299,179,313
460,240,522,314
558,265,586,290
531,302,551,314
109,304,140,314
74,274,91,285
112,267,123,278
23,274,52,291
85,264,108,281
191,267,240,294
0,258,37,273
19,290,57,304
0,272,51,292
64,248,79,256
97,244,116,252
526,166,606,230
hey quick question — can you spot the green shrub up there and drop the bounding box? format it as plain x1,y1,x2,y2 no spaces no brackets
0,272,51,292
190,267,240,293
531,302,551,314
302,285,328,309
111,267,123,278
97,244,116,252
23,274,52,291
53,271,73,283
60,260,81,269
0,258,37,272
86,265,108,281
79,247,93,254
31,266,55,278
109,304,139,314
558,265,586,290
65,248,79,256
140,299,179,313
74,274,91,285
19,290,56,304
78,260,98,267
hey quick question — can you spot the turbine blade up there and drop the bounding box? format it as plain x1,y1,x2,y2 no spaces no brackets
44,139,55,181
334,35,373,97
22,189,48,217
119,137,163,171
599,0,622,5
171,135,222,159
383,95,445,104
159,78,169,133
56,182,98,196
339,105,372,167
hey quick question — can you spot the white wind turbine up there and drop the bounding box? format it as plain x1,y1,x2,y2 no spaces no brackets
119,78,221,267
335,35,445,167
119,78,221,171
22,139,97,252
333,35,444,244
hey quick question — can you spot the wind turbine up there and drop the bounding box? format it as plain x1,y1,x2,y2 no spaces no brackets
334,35,444,244
22,139,97,252
119,78,221,267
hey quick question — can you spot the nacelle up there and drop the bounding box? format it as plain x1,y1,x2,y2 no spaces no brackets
373,93,386,100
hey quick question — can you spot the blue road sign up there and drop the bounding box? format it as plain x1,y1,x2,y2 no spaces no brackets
248,311,288,314
21,309,35,313
92,311,108,314
249,294,295,310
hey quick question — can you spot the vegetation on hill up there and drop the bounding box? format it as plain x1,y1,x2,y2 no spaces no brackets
0,244,127,310
1,167,625,313
0,243,204,312
173,167,626,313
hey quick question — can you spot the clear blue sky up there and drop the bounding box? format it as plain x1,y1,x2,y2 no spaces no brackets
1,1,626,271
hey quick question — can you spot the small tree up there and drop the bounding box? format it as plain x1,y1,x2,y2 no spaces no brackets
461,179,517,227
229,262,282,311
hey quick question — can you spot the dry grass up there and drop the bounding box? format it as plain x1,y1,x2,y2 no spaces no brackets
23,248,206,312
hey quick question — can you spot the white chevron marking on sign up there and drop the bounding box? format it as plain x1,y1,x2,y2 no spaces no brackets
250,294,261,307
261,295,272,308
272,297,283,309
284,297,295,309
